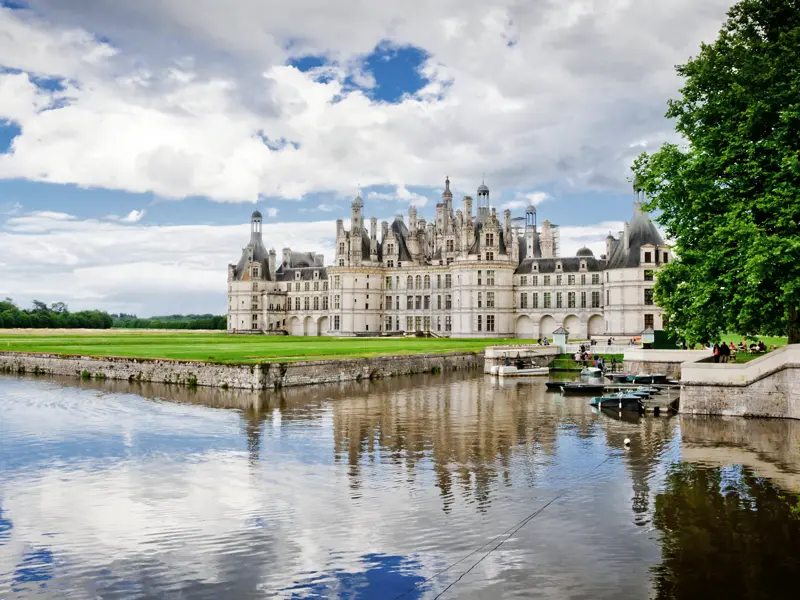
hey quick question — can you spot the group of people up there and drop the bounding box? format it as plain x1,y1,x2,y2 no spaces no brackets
711,339,769,363
573,344,609,372
535,338,551,346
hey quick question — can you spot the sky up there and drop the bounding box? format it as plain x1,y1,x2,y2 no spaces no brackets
0,0,732,317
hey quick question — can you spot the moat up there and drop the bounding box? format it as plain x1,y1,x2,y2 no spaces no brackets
2,372,800,599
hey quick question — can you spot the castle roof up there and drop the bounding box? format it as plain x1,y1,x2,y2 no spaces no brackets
605,209,665,269
514,256,604,274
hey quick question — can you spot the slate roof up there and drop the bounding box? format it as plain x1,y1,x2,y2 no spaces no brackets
234,235,272,281
276,266,328,281
514,256,605,275
604,210,665,269
468,221,507,255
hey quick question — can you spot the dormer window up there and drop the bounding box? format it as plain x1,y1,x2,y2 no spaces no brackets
663,252,669,263
580,261,586,270
338,243,345,255
644,251,652,263
556,262,562,271
533,263,538,272
295,271,301,280
314,271,319,279
486,233,494,246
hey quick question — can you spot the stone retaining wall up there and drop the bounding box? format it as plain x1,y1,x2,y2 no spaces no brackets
680,345,800,419
623,349,712,380
0,351,482,390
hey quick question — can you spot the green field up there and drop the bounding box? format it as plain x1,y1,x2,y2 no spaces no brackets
0,331,545,364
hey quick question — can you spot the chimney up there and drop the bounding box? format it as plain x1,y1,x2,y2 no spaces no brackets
623,223,630,251
336,219,344,236
605,235,615,258
268,249,276,278
370,217,377,240
503,208,511,232
463,196,473,219
409,206,417,231
227,264,235,281
381,220,389,240
282,247,291,266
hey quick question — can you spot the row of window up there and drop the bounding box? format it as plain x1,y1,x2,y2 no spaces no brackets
386,295,454,311
475,315,496,332
384,315,452,333
519,274,601,287
519,291,602,310
384,273,457,290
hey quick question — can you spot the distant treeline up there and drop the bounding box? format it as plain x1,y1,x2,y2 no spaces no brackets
0,299,114,329
112,313,227,330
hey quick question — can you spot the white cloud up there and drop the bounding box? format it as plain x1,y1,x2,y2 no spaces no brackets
0,210,336,315
367,184,429,207
316,203,338,212
117,209,146,223
0,1,731,202
265,207,279,218
502,191,551,211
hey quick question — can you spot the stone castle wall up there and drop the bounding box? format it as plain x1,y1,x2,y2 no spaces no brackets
0,351,481,390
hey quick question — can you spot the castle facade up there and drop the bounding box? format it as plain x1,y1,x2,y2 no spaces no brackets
227,178,668,339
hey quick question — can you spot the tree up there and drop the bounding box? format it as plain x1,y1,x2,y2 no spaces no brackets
632,0,800,344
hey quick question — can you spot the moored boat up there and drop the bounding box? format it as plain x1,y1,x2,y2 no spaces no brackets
561,382,606,395
495,365,550,377
589,393,643,411
580,366,603,378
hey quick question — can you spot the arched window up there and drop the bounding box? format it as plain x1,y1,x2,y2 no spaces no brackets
424,275,430,289
415,275,422,289
406,275,413,289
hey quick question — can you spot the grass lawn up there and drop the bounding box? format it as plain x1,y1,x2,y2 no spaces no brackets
0,330,546,364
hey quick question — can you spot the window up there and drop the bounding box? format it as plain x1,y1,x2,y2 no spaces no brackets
252,315,258,329
486,315,495,332
304,297,310,310
445,316,452,332
437,316,441,331
437,295,442,309
520,293,528,309
407,276,414,289
581,274,586,285
446,239,454,252
424,316,431,332
385,276,392,289
556,292,563,308
366,282,369,290
334,316,340,330
606,272,609,282
478,270,482,286
487,270,495,286
556,263,562,271
544,292,551,308
446,257,453,265
339,259,345,266
486,252,494,261
568,292,576,308
313,281,319,291
253,266,259,278
338,243,345,254
592,274,600,285
521,276,527,286
445,295,452,309
644,314,655,329
396,318,401,331
295,297,300,310
415,296,422,310
644,270,654,281
487,292,495,308
415,316,422,331
334,295,340,309
387,260,394,268
486,233,494,246
313,297,319,310
295,282,301,292
592,291,601,308
568,274,575,285
334,276,340,288
532,275,538,286
663,252,669,263
581,291,587,309
407,296,414,310
477,292,482,308
386,316,392,331
406,317,413,331
395,296,400,310
533,263,538,272
424,275,430,288
252,282,258,290
477,315,482,332
543,275,551,286
644,251,652,263
252,295,258,307
644,289,655,305
387,244,394,254
556,275,562,286
304,282,310,291
323,296,329,310
606,290,610,306
580,262,586,270
424,296,430,309
415,275,422,289
532,293,539,309
437,275,442,288
445,274,452,288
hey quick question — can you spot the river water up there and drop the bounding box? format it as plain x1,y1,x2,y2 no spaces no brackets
2,372,800,599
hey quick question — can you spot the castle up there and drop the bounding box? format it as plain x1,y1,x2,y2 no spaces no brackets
227,178,669,338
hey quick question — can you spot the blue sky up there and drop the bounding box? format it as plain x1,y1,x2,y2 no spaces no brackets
0,0,731,315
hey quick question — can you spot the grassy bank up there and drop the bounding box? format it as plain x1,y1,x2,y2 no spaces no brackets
0,331,543,364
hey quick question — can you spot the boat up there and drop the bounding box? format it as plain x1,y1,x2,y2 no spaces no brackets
629,373,668,384
589,392,643,411
561,382,606,395
545,381,566,391
580,367,603,378
495,365,550,378
607,373,631,383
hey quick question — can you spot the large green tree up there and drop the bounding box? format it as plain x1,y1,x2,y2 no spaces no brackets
632,0,800,344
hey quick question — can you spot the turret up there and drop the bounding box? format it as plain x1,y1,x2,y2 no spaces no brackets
282,247,291,266
336,219,344,236
463,196,473,219
351,195,363,234
227,264,235,281
606,234,616,258
540,220,554,259
409,206,418,231
250,210,263,243
477,181,490,222
442,175,453,211
503,208,510,232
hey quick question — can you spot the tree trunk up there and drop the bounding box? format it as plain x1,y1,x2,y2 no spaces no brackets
789,306,800,344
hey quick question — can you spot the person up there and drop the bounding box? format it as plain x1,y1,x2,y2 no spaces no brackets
719,341,730,363
608,337,613,346
597,356,605,372
729,343,737,362
713,343,720,363
758,340,767,353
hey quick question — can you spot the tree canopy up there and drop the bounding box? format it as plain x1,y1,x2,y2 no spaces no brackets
0,299,114,329
632,0,800,344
